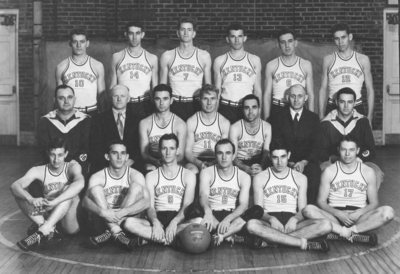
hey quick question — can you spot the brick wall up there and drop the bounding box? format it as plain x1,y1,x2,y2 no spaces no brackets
0,0,391,144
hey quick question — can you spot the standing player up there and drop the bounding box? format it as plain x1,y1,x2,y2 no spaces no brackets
185,84,231,174
110,22,158,120
12,138,84,251
124,133,197,245
56,29,105,115
213,23,262,124
139,84,187,172
263,28,314,119
229,94,271,177
318,22,374,122
160,17,212,121
83,140,149,250
303,135,394,245
245,139,331,252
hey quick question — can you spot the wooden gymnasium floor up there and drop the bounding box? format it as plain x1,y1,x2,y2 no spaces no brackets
0,146,399,274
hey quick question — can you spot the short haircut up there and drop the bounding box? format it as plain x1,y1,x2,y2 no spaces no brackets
336,87,356,101
55,84,75,98
331,22,351,37
276,28,296,42
338,134,359,148
69,28,88,41
215,138,235,155
242,94,260,108
199,84,219,98
125,21,145,33
47,137,68,153
269,138,289,154
227,23,245,36
107,139,127,153
177,17,197,31
159,133,179,150
153,84,173,98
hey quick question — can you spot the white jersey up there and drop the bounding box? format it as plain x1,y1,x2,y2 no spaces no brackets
237,119,265,161
328,162,368,208
116,48,152,99
62,56,98,108
209,166,241,211
272,57,306,101
221,52,256,102
103,167,130,209
154,166,186,211
41,162,70,200
262,168,299,214
328,51,364,100
192,112,223,159
169,48,204,97
148,114,175,158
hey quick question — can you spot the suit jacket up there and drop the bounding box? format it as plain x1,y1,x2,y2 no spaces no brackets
89,109,142,174
269,108,320,163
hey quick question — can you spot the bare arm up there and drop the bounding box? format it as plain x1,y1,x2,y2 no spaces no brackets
145,171,160,225
199,168,214,231
293,173,307,222
360,55,375,123
261,122,272,169
109,52,121,90
353,166,379,217
213,56,224,96
55,60,67,85
159,51,172,85
174,117,187,164
200,50,212,85
263,61,275,120
252,55,263,111
230,123,252,174
303,60,315,112
10,166,44,205
139,118,162,168
318,56,332,119
94,61,106,112
171,170,196,225
316,166,338,216
184,115,202,168
149,54,159,90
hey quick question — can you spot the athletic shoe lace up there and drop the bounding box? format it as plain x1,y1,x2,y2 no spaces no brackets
349,233,369,243
115,232,130,245
25,233,41,246
95,231,111,243
307,241,322,250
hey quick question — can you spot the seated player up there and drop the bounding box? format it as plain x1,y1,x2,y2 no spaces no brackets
245,138,332,252
83,140,150,250
229,94,271,177
303,135,394,245
123,133,197,246
186,139,263,245
139,84,187,172
11,138,84,251
185,84,230,174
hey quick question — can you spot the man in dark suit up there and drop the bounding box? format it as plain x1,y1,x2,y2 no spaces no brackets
269,84,321,205
89,85,142,176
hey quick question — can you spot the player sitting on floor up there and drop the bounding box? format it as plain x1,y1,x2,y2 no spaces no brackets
12,137,84,251
303,134,394,246
83,140,150,250
123,133,197,246
245,138,332,252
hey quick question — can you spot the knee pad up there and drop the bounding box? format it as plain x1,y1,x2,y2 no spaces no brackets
184,202,204,220
241,205,264,222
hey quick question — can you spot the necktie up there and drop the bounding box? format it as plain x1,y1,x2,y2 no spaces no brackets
293,113,299,134
117,112,124,140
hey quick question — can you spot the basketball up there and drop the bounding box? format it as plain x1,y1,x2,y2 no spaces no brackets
179,224,211,254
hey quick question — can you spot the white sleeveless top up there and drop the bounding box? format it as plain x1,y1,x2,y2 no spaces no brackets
148,114,175,158
116,49,152,99
272,57,306,101
103,167,130,209
328,162,368,208
154,166,186,211
262,168,299,214
328,51,364,100
168,48,204,97
41,162,70,200
192,112,223,159
209,166,241,211
237,119,265,161
62,56,98,108
221,52,256,102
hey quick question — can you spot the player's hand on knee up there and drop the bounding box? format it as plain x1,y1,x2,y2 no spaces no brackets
270,217,284,232
100,209,120,223
284,217,298,233
201,213,214,232
217,220,230,235
151,221,165,242
165,221,178,244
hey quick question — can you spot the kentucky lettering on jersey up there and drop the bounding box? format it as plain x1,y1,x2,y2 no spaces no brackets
63,71,97,83
274,71,305,84
263,184,298,199
41,162,70,200
329,66,363,79
194,132,221,143
170,64,202,76
118,63,151,75
209,187,239,198
221,65,256,78
155,185,185,197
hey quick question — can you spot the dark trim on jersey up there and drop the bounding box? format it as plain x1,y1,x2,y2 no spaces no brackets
228,52,246,62
290,168,299,189
242,119,263,137
46,162,68,178
115,49,126,72
359,163,368,186
61,60,70,81
88,57,99,79
149,113,175,136
106,166,129,181
270,167,290,181
354,52,364,73
330,162,340,186
195,48,205,72
336,51,355,62
211,165,239,188
126,48,144,59
338,161,358,175
160,166,182,181
265,167,298,189
194,112,200,133
327,52,337,75
220,54,229,74
298,58,306,77
198,111,218,127
279,56,299,68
